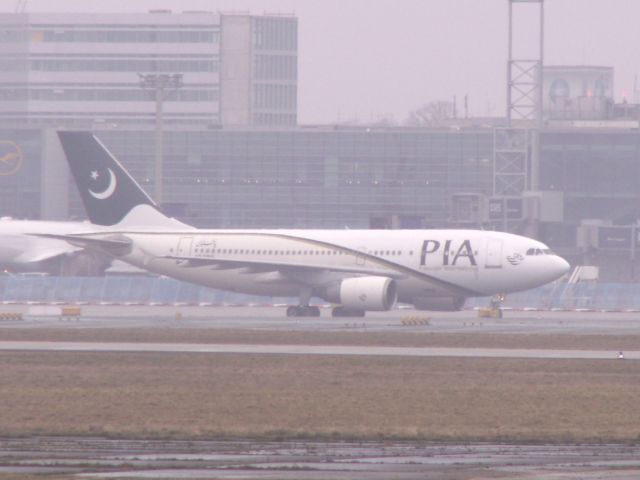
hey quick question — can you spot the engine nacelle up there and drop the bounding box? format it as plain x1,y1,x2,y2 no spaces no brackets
412,296,465,311
325,276,397,311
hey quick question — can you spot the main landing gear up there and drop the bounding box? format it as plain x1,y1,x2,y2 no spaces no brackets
286,305,321,317
286,286,321,317
490,293,505,312
285,288,366,318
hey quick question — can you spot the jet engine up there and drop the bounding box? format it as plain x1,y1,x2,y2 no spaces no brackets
325,276,397,311
411,296,465,311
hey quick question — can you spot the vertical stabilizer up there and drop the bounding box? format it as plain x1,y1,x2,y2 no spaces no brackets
58,131,190,229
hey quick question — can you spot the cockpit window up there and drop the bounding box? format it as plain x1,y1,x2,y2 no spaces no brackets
526,247,555,256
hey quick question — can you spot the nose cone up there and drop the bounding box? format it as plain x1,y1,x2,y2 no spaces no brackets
552,256,571,280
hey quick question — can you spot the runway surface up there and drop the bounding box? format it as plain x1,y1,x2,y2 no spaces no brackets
0,340,636,360
2,437,640,480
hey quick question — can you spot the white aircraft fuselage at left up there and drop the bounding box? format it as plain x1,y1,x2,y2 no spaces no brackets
51,131,571,317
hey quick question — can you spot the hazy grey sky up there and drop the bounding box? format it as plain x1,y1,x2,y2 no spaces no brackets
3,0,639,124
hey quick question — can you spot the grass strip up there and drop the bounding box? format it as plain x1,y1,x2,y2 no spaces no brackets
1,351,639,443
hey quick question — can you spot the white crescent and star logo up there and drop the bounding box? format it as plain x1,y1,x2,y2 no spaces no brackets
88,168,117,200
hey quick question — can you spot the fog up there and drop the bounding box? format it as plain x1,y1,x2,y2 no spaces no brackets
5,0,640,123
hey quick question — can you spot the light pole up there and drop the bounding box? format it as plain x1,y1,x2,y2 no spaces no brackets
138,73,183,206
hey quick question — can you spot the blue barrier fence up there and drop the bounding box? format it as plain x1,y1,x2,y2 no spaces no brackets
0,276,278,306
0,276,638,311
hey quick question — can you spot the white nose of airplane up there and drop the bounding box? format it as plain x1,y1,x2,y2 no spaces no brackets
552,256,571,280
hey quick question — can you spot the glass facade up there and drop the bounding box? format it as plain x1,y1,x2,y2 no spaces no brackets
253,17,297,50
27,58,219,73
31,28,220,44
65,127,494,229
251,16,297,126
2,125,634,235
540,130,640,222
0,88,218,103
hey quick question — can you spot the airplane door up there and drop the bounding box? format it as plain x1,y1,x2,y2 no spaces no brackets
176,236,194,258
355,246,367,266
485,239,503,269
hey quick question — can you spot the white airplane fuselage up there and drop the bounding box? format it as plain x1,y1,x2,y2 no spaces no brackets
107,227,569,302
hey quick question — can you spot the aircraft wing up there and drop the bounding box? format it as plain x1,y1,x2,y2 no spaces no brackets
162,254,480,298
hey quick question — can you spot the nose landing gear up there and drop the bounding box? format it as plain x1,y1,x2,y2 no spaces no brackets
480,293,505,318
490,293,505,309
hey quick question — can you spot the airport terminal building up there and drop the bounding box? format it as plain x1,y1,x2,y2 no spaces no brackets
1,11,640,281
